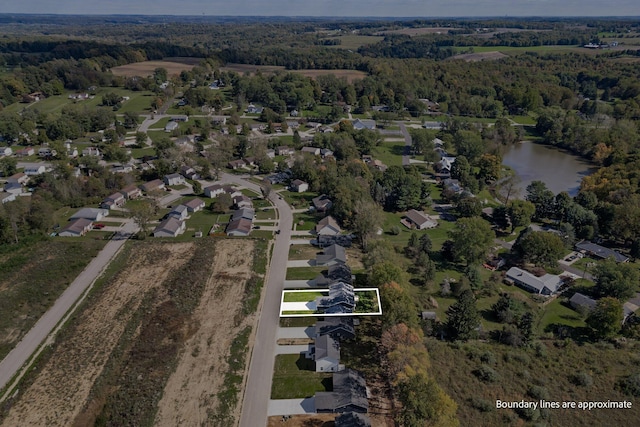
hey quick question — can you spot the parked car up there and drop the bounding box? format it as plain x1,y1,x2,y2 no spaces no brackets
93,223,105,229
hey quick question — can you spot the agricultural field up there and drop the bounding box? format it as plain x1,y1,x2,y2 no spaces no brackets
220,63,367,82
0,238,261,427
323,35,384,50
110,58,202,77
0,238,106,361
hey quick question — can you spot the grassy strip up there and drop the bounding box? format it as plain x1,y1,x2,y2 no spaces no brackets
286,266,326,280
0,238,106,360
283,291,324,302
208,326,251,427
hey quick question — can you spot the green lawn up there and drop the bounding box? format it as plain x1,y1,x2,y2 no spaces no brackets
293,213,318,231
538,297,586,332
282,191,316,209
286,267,326,280
255,209,276,220
373,139,404,167
271,354,332,399
130,147,155,158
283,291,324,302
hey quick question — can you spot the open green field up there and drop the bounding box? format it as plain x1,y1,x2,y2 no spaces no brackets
271,354,331,399
452,45,585,55
324,35,384,50
373,139,404,167
0,238,107,360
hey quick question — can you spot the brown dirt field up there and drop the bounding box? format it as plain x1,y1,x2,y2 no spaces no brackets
268,414,336,427
154,239,256,427
220,63,367,83
0,243,195,427
448,51,508,62
110,59,200,77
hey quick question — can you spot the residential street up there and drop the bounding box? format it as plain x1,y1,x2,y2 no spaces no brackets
0,220,137,396
400,122,412,166
219,173,294,427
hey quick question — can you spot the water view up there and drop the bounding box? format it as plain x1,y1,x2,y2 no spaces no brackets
502,141,597,197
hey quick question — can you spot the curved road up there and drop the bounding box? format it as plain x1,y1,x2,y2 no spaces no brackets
219,173,293,427
0,221,137,397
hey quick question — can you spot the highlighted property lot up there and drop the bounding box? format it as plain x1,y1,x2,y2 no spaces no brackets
280,288,382,317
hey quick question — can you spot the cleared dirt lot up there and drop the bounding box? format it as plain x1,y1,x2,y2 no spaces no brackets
0,242,195,427
110,58,201,77
154,239,256,427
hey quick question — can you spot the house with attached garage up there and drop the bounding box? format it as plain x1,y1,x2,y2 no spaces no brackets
505,267,564,296
315,317,356,340
315,244,347,267
204,184,225,198
226,218,252,236
165,121,179,132
14,147,35,157
575,240,629,263
569,292,597,313
402,209,437,230
233,194,253,209
24,164,48,176
290,179,309,193
0,146,12,157
100,192,126,210
314,264,355,286
3,181,23,195
315,216,341,236
351,118,375,130
140,179,165,193
70,208,109,222
7,172,29,185
183,198,205,213
335,412,372,427
0,192,17,204
312,194,333,213
301,146,321,156
58,218,94,237
164,173,185,186
308,334,344,373
315,369,369,413
276,146,294,156
120,184,142,200
153,217,186,237
315,281,355,314
228,159,246,170
168,204,189,220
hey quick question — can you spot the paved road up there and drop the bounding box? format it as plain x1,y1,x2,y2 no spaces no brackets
399,122,411,166
224,173,294,427
0,220,137,395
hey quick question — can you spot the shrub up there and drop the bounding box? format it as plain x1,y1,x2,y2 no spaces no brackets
528,385,549,400
617,373,640,397
515,407,540,422
571,372,593,387
474,365,499,383
469,397,494,413
480,351,496,365
390,225,401,235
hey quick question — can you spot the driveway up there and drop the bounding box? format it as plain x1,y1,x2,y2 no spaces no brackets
276,327,315,340
283,280,316,289
267,398,316,416
274,344,311,355
399,122,412,166
290,239,314,245
287,259,315,268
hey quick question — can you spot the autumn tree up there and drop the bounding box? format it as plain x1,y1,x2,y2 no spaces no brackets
398,373,459,427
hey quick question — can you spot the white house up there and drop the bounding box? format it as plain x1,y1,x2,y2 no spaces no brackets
290,179,309,193
310,335,344,373
183,198,205,213
165,121,179,132
82,147,101,157
403,209,437,230
70,208,109,221
163,173,185,186
0,192,17,204
204,184,225,198
0,146,12,157
506,267,564,296
153,217,186,237
315,216,342,236
58,218,94,237
168,205,189,220
24,165,47,176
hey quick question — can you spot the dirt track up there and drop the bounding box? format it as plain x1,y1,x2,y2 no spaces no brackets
0,243,195,427
154,239,256,426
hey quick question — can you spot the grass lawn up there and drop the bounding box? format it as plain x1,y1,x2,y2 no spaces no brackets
289,245,321,260
510,114,537,125
282,191,316,209
255,209,276,220
286,267,326,280
271,354,332,399
283,291,325,302
130,147,155,158
538,297,586,332
293,213,318,231
280,317,317,327
373,139,404,167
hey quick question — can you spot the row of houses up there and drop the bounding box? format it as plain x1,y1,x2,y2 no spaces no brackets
58,208,110,237
152,198,206,238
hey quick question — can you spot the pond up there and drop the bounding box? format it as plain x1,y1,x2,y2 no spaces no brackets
502,141,597,197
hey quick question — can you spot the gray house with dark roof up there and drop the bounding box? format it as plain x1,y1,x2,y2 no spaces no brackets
316,282,355,314
315,317,356,340
576,241,629,263
310,334,344,372
315,369,368,413
505,267,563,295
569,292,597,313
315,244,347,266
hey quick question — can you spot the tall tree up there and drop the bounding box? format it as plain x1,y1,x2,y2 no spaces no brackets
448,217,495,265
513,230,565,268
587,297,623,340
508,200,535,232
593,259,639,301
446,289,480,341
351,198,384,251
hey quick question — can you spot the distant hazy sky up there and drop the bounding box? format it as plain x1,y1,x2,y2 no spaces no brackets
1,1,639,17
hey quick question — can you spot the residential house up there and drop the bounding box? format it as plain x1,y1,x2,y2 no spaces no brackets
164,173,185,186
442,178,464,194
335,412,372,427
15,147,35,157
351,119,375,130
233,195,253,209
38,147,56,158
321,148,334,158
3,181,23,195
277,146,294,156
290,179,309,193
112,164,134,174
100,192,126,210
232,208,255,221
266,149,276,159
180,165,200,180
569,293,597,313
183,198,205,213
264,171,291,185
0,192,17,204
204,184,225,198
171,115,189,122
24,164,47,176
82,147,101,157
505,267,564,296
315,369,369,413
624,293,640,322
312,194,333,212
246,104,264,114
402,209,437,230
165,121,179,132
223,185,242,198
301,146,321,156
315,216,341,236
315,317,356,340
140,179,165,193
153,217,186,237
7,172,29,185
243,157,256,166
0,146,12,157
575,241,629,263
120,184,142,200
315,281,355,313
437,156,456,172
309,334,344,373
421,311,437,321
286,120,299,129
58,218,94,237
314,264,355,286
226,218,252,236
228,159,246,170
168,204,189,220
70,208,109,221
315,234,353,248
